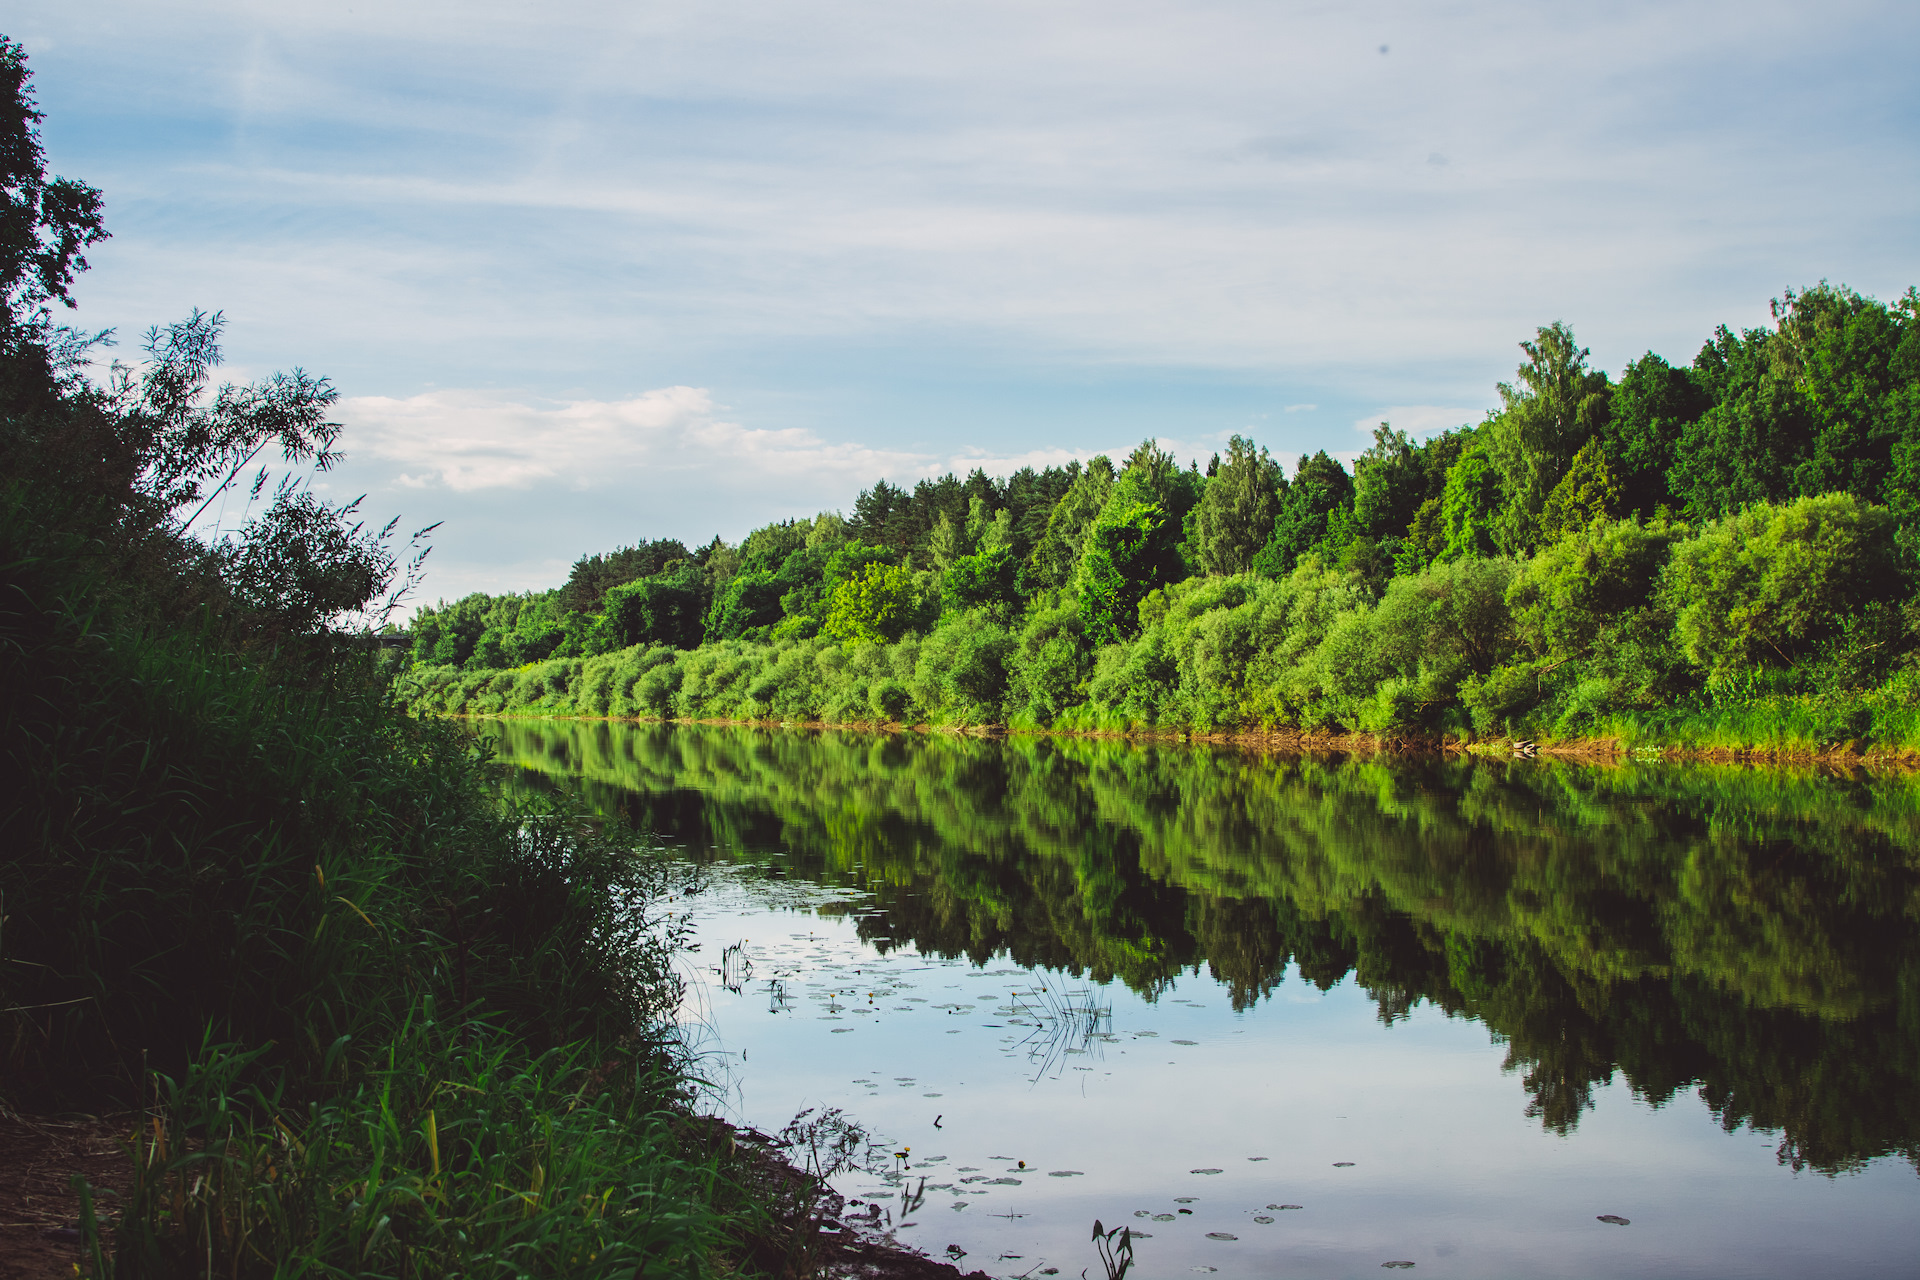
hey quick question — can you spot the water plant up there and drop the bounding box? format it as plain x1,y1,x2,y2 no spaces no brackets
1086,1218,1135,1280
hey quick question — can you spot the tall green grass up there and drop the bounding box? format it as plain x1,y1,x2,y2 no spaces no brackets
2,488,813,1276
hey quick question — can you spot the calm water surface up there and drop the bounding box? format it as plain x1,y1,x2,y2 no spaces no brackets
474,720,1920,1279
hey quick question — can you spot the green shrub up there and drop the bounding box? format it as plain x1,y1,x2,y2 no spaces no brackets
1663,493,1909,684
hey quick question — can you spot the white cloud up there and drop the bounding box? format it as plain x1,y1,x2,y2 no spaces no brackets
341,386,1136,516
345,386,927,493
1351,406,1485,442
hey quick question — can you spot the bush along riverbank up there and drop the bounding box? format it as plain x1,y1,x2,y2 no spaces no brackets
0,40,951,1279
395,493,1920,761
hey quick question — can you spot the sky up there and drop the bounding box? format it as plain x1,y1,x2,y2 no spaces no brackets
14,0,1920,604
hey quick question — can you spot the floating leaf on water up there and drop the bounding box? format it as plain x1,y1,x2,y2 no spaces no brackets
1205,1233,1238,1241
1269,1204,1303,1211
1177,1208,1193,1215
1382,1263,1415,1270
1247,1156,1269,1162
1047,1170,1085,1177
1253,1216,1274,1224
1174,1197,1198,1204
1129,1232,1152,1239
924,1092,943,1097
989,1177,1022,1185
1333,1161,1355,1167
1134,1210,1152,1218
830,1027,854,1033
1152,1214,1176,1222
1190,1168,1224,1175
1172,1039,1199,1045
1597,1215,1631,1226
1190,1268,1217,1273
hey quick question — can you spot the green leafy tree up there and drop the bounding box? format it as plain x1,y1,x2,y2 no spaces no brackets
1077,499,1167,646
943,497,1022,616
824,561,922,644
1187,434,1282,575
1601,352,1708,515
1349,424,1429,540
1075,442,1195,644
1485,323,1612,552
1672,284,1918,522
1435,441,1503,562
559,538,690,614
0,39,108,333
1025,455,1116,590
591,566,708,652
1253,450,1354,577
704,570,785,640
1537,438,1622,541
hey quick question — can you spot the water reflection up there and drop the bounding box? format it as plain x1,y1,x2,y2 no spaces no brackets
475,720,1920,1176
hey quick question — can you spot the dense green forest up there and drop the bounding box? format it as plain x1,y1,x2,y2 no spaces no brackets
482,720,1920,1176
0,42,807,1277
400,294,1920,752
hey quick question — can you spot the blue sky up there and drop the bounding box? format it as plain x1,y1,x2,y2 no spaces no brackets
15,0,1920,603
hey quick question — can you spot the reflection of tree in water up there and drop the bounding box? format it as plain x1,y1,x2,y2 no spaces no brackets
475,719,1920,1173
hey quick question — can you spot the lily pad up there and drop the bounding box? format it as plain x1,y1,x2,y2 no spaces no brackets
1382,1263,1415,1270
1047,1170,1084,1177
1597,1215,1630,1226
1205,1232,1238,1241
1153,1214,1176,1222
1333,1161,1355,1167
1253,1216,1274,1224
1190,1168,1224,1175
1172,1039,1200,1045
988,1177,1022,1185
1269,1204,1303,1211
1174,1197,1198,1204
830,1027,854,1033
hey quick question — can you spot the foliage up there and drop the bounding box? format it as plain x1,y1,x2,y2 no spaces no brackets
1436,439,1502,563
824,560,924,644
1663,492,1910,684
1484,321,1612,552
0,38,108,327
1025,456,1116,591
1187,433,1282,575
1255,450,1353,577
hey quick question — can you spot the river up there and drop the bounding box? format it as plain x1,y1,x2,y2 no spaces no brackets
474,719,1920,1280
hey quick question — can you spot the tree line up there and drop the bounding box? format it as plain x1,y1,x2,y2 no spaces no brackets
403,282,1920,749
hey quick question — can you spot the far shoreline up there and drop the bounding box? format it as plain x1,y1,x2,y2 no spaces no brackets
450,711,1920,770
